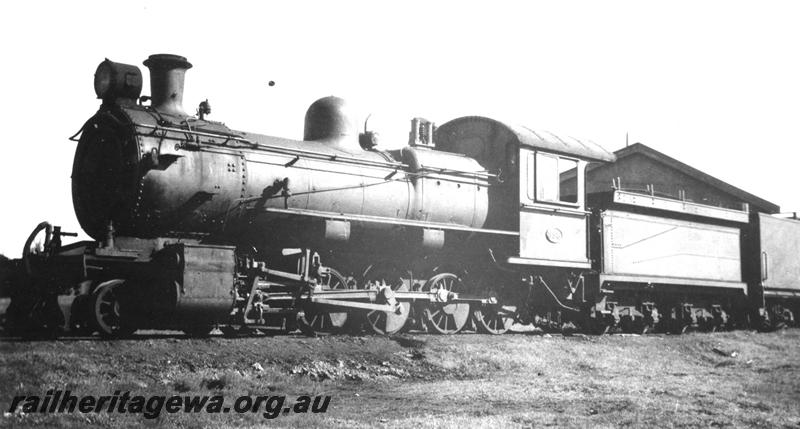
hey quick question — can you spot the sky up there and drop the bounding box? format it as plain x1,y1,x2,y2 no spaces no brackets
0,0,798,257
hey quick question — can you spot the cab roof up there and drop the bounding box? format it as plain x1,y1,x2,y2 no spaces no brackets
437,116,616,163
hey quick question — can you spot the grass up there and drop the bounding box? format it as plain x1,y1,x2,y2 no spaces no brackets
0,330,799,427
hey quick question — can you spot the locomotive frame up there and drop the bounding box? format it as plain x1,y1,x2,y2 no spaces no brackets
3,53,798,338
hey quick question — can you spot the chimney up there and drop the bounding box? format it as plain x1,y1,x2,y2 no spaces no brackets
143,54,192,116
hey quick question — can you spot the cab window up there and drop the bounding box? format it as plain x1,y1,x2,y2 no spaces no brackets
535,153,578,204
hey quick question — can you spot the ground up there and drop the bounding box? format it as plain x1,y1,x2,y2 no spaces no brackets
1,328,799,428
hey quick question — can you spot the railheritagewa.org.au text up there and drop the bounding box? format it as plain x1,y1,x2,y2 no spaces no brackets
6,389,331,420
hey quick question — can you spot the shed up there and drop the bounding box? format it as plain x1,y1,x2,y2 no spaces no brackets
561,142,779,214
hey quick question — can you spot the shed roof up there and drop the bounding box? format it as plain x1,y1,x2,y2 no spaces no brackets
597,143,780,213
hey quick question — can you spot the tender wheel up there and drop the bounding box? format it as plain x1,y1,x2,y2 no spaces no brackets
422,273,470,335
583,312,615,335
220,325,241,337
473,304,516,335
669,320,690,334
638,321,651,335
91,280,136,339
620,316,649,334
296,268,350,336
769,305,795,329
592,321,612,335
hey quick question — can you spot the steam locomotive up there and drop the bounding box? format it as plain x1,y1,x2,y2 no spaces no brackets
4,53,797,338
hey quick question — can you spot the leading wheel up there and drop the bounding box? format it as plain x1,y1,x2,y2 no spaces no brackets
5,287,64,338
91,280,136,339
69,294,94,335
422,273,470,335
296,268,350,336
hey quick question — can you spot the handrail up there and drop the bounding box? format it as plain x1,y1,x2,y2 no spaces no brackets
133,122,495,179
